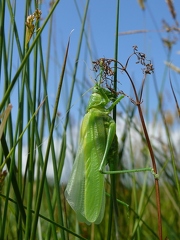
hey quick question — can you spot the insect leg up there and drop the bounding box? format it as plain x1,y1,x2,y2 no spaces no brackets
108,95,124,112
99,119,116,173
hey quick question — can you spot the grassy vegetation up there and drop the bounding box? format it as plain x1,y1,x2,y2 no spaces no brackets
0,0,180,239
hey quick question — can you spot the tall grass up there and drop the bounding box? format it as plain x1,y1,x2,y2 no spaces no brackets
0,0,180,239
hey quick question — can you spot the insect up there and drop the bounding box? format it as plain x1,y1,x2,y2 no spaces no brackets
65,81,124,225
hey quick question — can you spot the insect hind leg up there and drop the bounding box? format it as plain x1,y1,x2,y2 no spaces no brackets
99,119,116,174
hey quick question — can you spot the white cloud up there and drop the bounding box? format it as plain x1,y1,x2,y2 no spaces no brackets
19,114,180,186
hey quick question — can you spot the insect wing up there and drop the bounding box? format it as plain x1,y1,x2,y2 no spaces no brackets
65,109,106,224
65,139,89,224
82,111,106,224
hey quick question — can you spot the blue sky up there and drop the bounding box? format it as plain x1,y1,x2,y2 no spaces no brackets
45,0,180,123
2,0,180,126
53,4,178,89
1,0,180,182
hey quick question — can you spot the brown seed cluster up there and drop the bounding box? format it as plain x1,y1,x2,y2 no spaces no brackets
25,9,42,45
92,46,154,105
133,46,154,74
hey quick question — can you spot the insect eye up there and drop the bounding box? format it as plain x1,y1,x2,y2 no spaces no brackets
92,85,100,93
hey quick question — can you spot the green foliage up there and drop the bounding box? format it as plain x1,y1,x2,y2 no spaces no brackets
0,1,179,240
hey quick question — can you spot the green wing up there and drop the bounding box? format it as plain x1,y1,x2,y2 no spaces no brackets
65,139,90,224
65,108,109,224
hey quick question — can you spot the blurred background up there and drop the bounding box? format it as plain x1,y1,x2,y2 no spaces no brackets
0,0,180,239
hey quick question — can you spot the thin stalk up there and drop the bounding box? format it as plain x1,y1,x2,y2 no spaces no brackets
0,0,5,71
24,36,38,239
0,0,60,111
153,74,180,200
30,34,70,240
108,0,120,239
123,69,162,240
